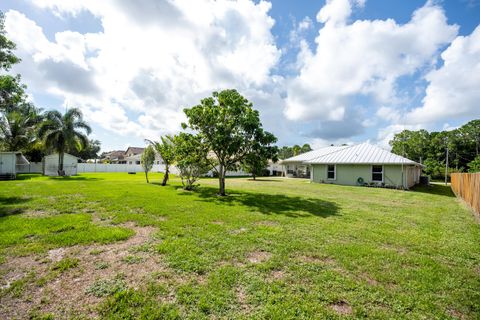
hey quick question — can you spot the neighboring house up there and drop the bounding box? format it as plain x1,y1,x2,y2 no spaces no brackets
281,146,348,178
267,160,283,176
305,143,422,189
43,153,79,176
125,147,145,157
0,151,29,180
102,147,145,164
103,150,126,164
124,153,164,165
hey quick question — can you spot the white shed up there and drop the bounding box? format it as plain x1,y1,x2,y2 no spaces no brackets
43,153,79,176
0,151,29,180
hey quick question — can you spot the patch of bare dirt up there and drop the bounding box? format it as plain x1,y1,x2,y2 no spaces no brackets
0,223,168,319
235,286,252,314
211,220,224,225
24,210,51,217
230,227,248,235
447,308,466,320
48,248,66,262
270,270,285,280
246,251,271,264
330,301,353,315
298,255,336,265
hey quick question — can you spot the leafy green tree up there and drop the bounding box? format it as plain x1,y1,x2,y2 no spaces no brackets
301,143,312,153
0,75,27,112
468,156,480,173
182,89,277,195
292,144,301,156
390,129,430,163
38,108,91,176
423,158,445,179
241,154,268,180
242,142,278,180
146,135,175,186
68,139,101,160
278,146,293,160
173,132,209,190
277,144,311,160
141,145,155,183
0,11,20,71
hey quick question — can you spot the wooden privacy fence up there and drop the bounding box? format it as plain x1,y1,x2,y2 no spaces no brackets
450,173,480,215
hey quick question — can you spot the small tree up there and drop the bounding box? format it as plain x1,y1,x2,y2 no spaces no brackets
173,133,209,190
146,135,175,186
183,89,277,195
242,154,268,180
468,156,480,173
241,142,278,180
141,145,155,183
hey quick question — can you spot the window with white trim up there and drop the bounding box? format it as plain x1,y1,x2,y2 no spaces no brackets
372,165,383,182
327,164,336,180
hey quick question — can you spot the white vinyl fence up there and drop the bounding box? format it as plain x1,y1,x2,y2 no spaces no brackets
16,162,43,173
77,163,177,174
16,162,254,177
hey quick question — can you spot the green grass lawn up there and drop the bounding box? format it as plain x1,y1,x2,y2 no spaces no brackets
0,173,479,319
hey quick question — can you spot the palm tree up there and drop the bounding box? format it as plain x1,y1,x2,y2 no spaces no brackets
0,103,42,151
38,108,91,176
146,135,175,186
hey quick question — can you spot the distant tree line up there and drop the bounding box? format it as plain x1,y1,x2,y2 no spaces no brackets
0,12,94,174
389,120,480,178
278,144,312,159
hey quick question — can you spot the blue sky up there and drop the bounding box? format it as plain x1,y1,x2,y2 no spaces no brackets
1,0,479,152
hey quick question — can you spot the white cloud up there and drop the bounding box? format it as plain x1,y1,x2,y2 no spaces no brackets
406,25,480,123
6,0,281,142
285,0,458,124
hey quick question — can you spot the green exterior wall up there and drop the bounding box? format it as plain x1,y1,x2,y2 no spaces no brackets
311,164,410,188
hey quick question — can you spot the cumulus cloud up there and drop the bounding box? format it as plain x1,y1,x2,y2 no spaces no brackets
284,0,458,127
6,0,281,141
406,25,480,123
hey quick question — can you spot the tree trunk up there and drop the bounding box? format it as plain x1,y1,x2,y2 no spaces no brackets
253,174,256,180
162,165,169,186
218,163,226,196
58,151,65,176
145,171,149,183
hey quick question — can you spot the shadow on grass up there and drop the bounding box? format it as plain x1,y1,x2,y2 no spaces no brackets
410,183,455,197
47,175,104,181
16,174,104,181
0,196,30,217
246,178,281,182
177,186,339,218
16,174,41,180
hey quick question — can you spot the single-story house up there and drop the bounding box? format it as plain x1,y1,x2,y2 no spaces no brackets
305,143,422,189
43,153,79,176
0,151,29,180
267,160,283,176
280,146,348,178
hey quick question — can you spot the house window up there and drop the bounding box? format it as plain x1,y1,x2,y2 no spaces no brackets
136,161,140,165
372,165,383,182
327,165,336,180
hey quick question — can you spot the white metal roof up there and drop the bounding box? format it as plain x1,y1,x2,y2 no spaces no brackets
281,146,349,163
305,143,419,165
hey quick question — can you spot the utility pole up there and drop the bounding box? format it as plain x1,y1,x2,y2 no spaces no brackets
445,145,449,186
